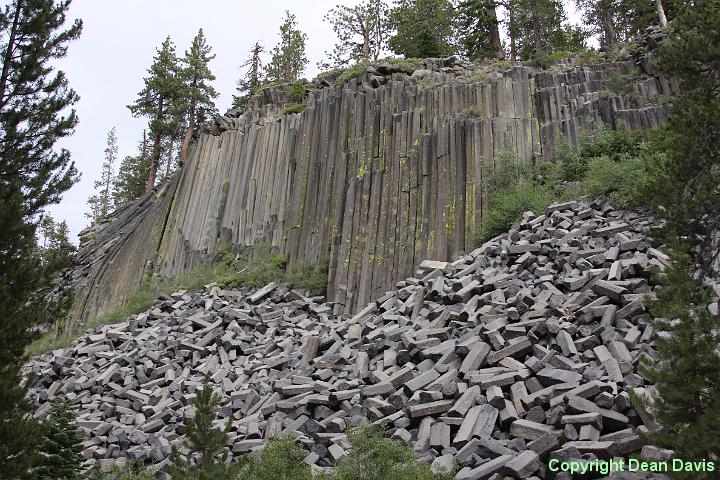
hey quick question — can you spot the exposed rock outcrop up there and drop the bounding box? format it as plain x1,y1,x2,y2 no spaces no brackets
66,57,677,330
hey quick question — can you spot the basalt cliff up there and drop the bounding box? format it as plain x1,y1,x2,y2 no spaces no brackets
63,52,676,331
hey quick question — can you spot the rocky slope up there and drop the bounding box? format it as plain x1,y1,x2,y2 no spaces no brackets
62,54,677,332
28,199,677,479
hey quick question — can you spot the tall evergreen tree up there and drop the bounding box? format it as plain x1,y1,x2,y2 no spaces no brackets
86,126,117,222
457,0,504,61
179,28,218,166
506,0,586,60
640,249,720,473
35,397,84,480
112,130,152,208
0,1,81,477
128,36,184,192
388,0,457,58
646,0,720,272
321,0,390,68
232,41,264,109
266,11,308,83
37,214,75,287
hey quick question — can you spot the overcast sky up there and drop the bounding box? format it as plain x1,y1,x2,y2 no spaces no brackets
48,0,583,243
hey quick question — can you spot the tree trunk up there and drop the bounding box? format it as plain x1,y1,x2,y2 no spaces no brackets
180,105,195,166
0,0,23,110
508,2,517,62
656,0,668,27
600,10,617,48
145,98,163,192
142,129,147,159
146,131,162,192
165,139,174,177
487,2,503,59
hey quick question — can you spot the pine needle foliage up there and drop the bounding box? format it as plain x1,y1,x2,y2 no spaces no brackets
35,397,84,480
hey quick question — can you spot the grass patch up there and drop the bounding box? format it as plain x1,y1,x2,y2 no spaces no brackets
26,263,229,357
28,244,329,357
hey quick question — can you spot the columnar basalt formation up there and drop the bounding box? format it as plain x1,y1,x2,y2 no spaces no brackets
67,58,676,328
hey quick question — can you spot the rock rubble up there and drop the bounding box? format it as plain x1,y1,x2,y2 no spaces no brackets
27,199,673,479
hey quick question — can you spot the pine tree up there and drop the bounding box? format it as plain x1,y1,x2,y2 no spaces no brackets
35,397,84,480
640,250,720,471
456,0,504,61
320,0,390,68
37,214,75,287
232,41,264,109
0,0,82,217
505,0,586,60
266,11,308,83
86,127,118,222
388,0,457,59
0,1,81,477
179,29,218,166
128,36,184,192
112,130,152,208
170,378,236,480
645,0,720,272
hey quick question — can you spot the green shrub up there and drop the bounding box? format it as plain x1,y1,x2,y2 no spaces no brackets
217,243,288,290
326,423,453,480
460,105,483,119
286,257,329,296
88,463,157,480
239,436,311,480
283,102,307,115
475,182,555,245
285,82,306,103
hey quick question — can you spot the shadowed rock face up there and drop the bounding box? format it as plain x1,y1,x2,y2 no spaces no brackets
66,58,676,330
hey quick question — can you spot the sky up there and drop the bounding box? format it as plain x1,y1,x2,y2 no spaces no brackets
47,0,583,243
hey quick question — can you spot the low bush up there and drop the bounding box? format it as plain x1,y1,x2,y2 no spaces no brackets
475,182,555,245
283,102,307,115
322,423,453,480
239,437,311,480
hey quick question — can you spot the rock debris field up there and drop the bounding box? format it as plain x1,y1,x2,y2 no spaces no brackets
27,199,678,479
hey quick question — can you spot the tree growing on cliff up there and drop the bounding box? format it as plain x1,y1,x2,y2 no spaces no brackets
232,41,264,109
112,130,152,207
388,0,457,58
320,0,390,68
178,28,218,166
266,11,308,83
505,0,586,60
128,36,185,192
86,126,118,222
456,0,504,60
0,0,82,476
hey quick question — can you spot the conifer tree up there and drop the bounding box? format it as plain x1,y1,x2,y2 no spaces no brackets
640,250,720,468
646,0,720,272
37,214,75,287
321,0,390,68
179,29,218,166
505,0,586,60
86,126,118,222
128,36,184,192
456,0,504,61
266,11,308,83
35,397,84,480
112,130,152,207
170,378,236,479
388,0,457,59
0,1,81,477
232,41,264,109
